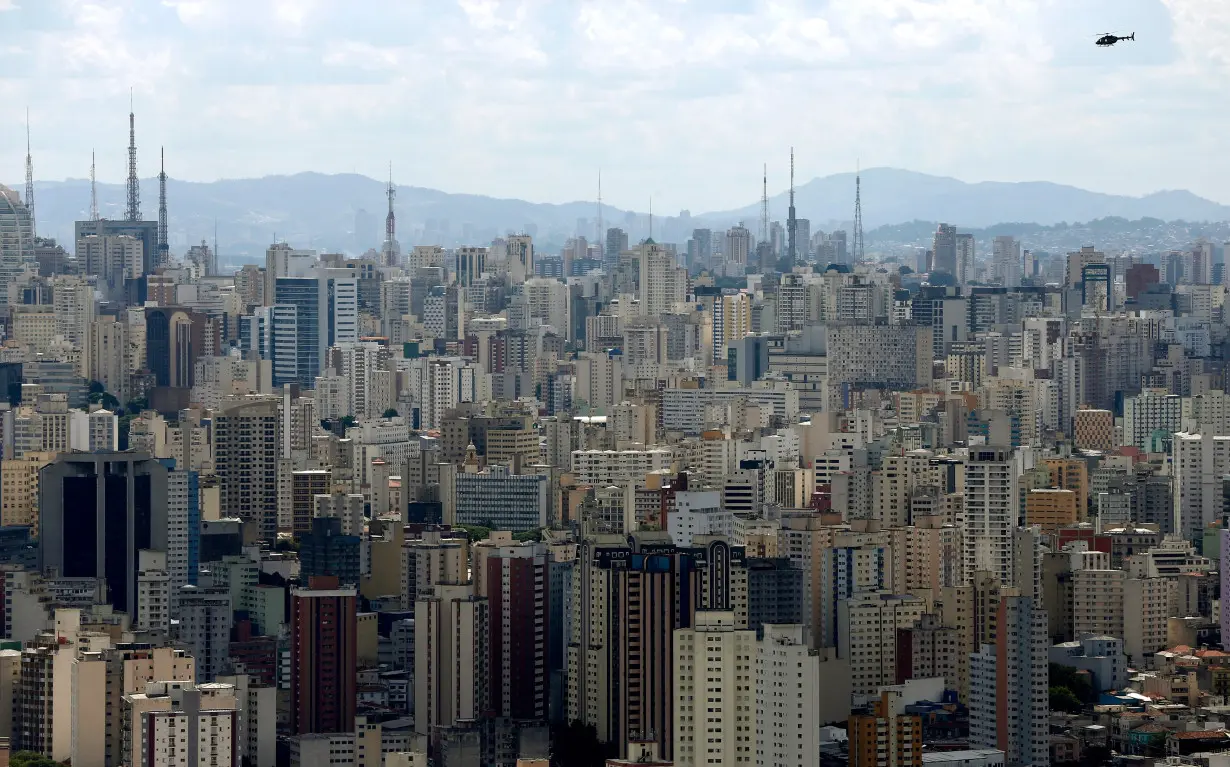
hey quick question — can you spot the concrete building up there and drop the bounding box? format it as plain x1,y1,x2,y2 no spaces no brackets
849,688,923,767
672,610,756,766
1073,409,1115,451
963,447,1019,589
178,586,233,682
968,596,1048,767
122,681,238,767
1173,432,1230,539
755,624,839,766
1024,488,1079,536
414,582,488,758
38,452,170,617
290,576,358,735
837,592,926,696
1124,390,1182,451
1049,635,1126,692
214,398,281,542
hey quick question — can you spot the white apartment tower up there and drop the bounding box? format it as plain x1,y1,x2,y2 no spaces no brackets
673,610,756,766
964,447,1019,588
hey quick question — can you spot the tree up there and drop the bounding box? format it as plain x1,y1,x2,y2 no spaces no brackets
11,752,63,767
340,415,358,430
551,721,615,767
455,524,491,542
514,528,544,542
382,408,399,419
1049,685,1083,714
88,380,105,395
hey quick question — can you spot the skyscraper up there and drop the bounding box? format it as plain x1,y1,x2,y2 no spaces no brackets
38,452,170,616
483,541,550,727
969,595,1049,767
931,223,957,276
290,575,358,735
213,398,280,542
0,185,35,313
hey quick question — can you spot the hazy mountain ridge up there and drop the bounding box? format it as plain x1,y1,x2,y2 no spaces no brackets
18,169,1230,264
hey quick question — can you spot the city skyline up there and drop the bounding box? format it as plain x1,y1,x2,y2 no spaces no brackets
0,0,1221,211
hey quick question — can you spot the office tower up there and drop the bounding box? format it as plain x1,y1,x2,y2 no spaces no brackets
291,576,358,735
415,582,489,756
673,611,756,766
38,452,169,616
969,595,1048,767
1125,263,1159,299
450,464,548,532
273,273,359,387
1123,389,1182,450
745,559,804,638
686,227,710,269
145,306,206,389
963,447,1019,588
523,278,571,338
849,688,923,767
0,186,36,312
122,681,239,767
837,592,926,696
1065,245,1106,287
455,246,487,287
931,223,957,276
993,236,1022,287
636,241,687,317
213,398,280,542
483,542,550,727
727,335,770,386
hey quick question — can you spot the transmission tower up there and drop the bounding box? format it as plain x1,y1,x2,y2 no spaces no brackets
383,163,397,266
596,169,603,261
786,147,797,265
759,163,769,245
25,110,35,238
125,92,141,222
158,147,169,266
852,161,865,263
89,150,99,221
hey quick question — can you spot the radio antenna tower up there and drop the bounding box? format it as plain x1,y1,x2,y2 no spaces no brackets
648,196,653,241
383,162,397,266
90,150,99,221
786,147,797,265
596,169,603,259
852,160,865,263
759,163,769,245
125,90,141,222
25,109,35,238
157,147,169,266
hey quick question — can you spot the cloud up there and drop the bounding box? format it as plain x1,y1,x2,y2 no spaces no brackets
0,0,1225,214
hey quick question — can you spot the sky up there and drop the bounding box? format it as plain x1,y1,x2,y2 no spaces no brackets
0,0,1224,212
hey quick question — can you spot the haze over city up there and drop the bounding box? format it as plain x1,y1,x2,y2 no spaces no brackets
1,0,1224,211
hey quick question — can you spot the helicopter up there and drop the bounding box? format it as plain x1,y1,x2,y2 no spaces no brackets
1095,32,1135,47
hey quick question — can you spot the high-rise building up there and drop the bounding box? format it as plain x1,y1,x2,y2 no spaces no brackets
178,585,233,682
968,595,1048,767
931,223,957,276
849,688,923,767
636,241,687,317
0,185,35,312
122,681,239,767
415,582,489,756
38,452,170,616
482,541,550,727
837,592,926,696
290,576,358,735
963,447,1020,588
213,398,280,542
672,610,756,766
955,233,975,284
755,624,839,766
992,236,1022,288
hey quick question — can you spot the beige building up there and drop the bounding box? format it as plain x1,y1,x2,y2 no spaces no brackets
673,610,756,766
414,583,488,743
756,624,846,766
0,451,54,532
1024,488,1080,535
1074,408,1115,450
1072,568,1125,638
837,592,926,696
122,681,238,767
1124,576,1173,664
888,515,964,596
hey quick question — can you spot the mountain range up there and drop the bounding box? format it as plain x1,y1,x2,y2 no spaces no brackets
15,168,1230,264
